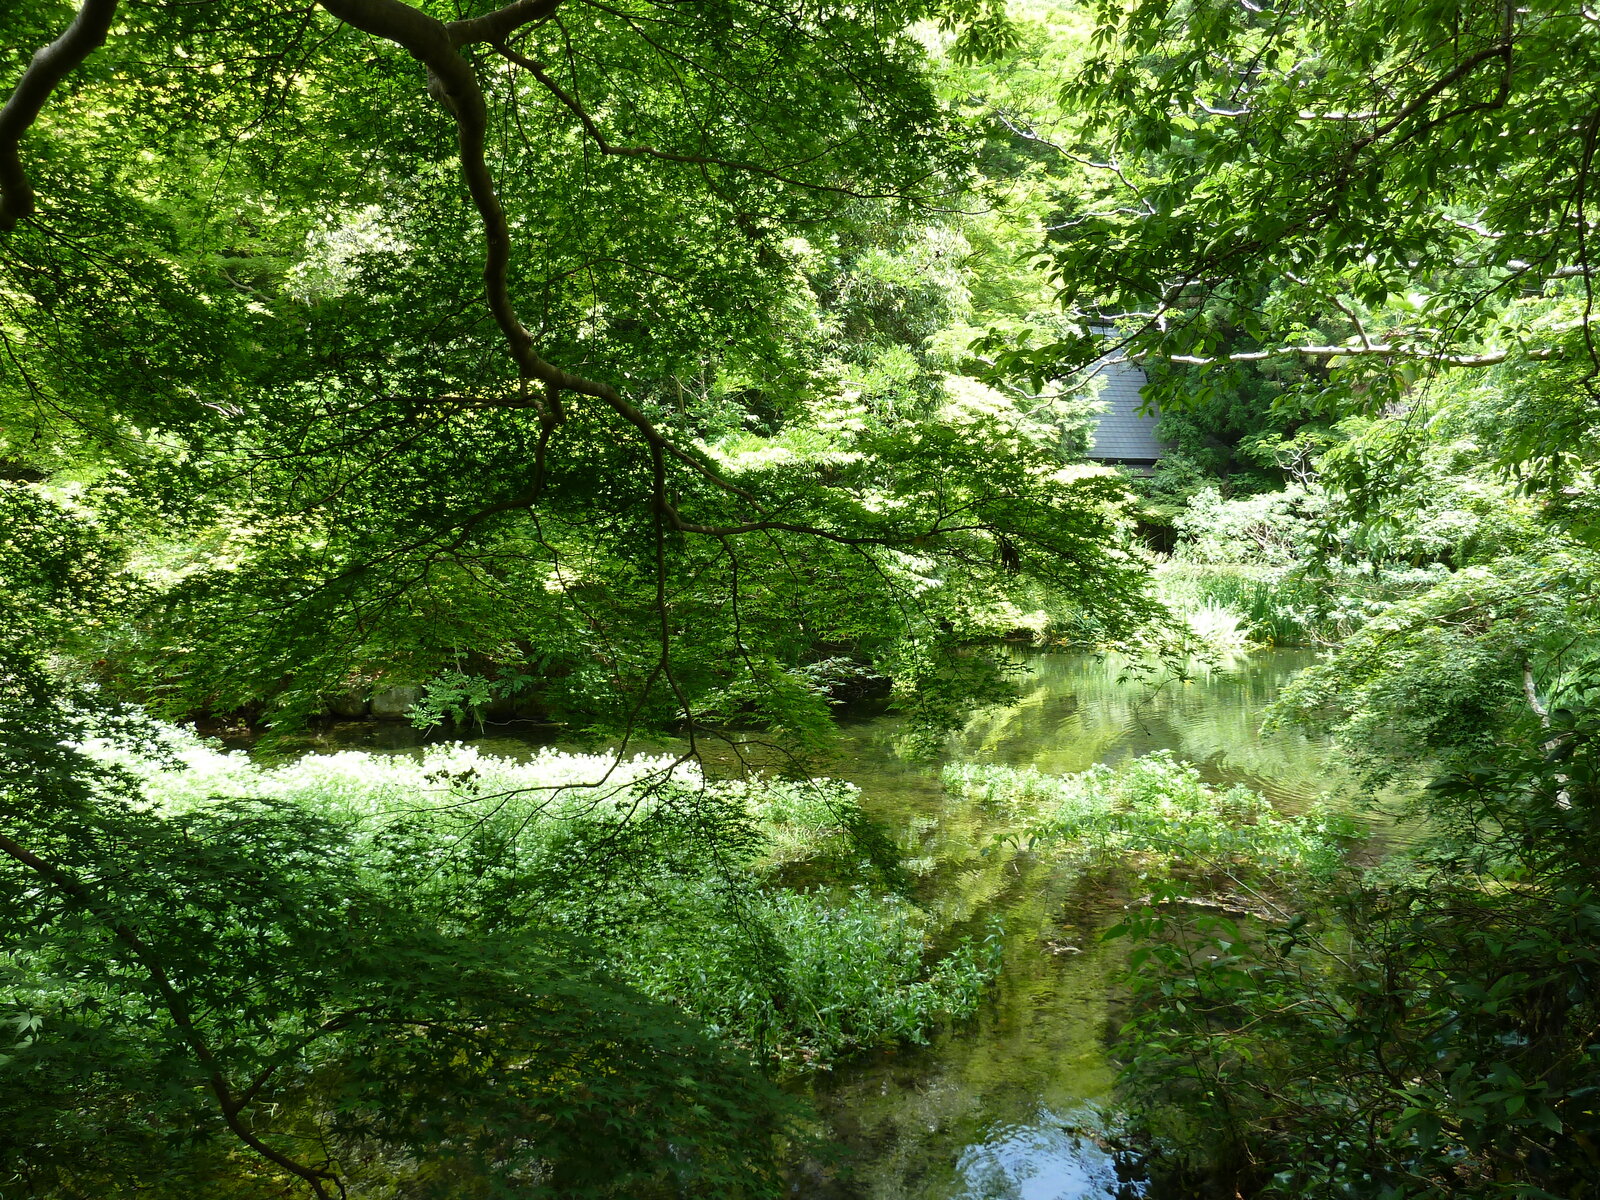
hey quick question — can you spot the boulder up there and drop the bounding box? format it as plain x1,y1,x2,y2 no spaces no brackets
325,689,369,719
369,684,422,720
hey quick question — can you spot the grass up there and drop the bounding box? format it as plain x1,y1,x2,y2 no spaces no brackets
1156,561,1326,646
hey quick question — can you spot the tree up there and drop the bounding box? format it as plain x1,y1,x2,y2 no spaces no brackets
1,4,1161,1193
0,650,801,1198
962,0,1600,780
986,0,1600,484
1021,6,1600,1192
0,0,1156,741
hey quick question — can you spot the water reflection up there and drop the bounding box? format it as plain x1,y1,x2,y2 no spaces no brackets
792,649,1346,1199
947,648,1336,807
272,649,1348,1199
954,1111,1141,1200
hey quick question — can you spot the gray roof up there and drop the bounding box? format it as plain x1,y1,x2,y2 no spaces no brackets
1083,355,1166,462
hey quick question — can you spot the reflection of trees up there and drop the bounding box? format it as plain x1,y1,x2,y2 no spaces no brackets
953,651,1339,807
954,1161,1025,1200
798,652,1341,1198
803,920,1123,1200
956,1124,1122,1200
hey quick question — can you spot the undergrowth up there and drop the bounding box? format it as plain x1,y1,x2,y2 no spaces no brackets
101,733,998,1069
944,752,1354,889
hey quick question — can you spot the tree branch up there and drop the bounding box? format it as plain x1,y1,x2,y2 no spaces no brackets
1352,41,1512,150
493,43,905,200
1525,660,1550,726
313,0,760,512
0,0,827,524
0,829,339,1198
0,0,120,231
1285,270,1375,350
446,0,562,47
1123,341,1561,368
1297,107,1382,121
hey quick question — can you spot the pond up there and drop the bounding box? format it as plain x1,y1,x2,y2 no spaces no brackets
781,648,1354,1200
285,647,1358,1199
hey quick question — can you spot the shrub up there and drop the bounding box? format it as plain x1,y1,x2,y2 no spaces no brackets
4,735,796,1200
1104,725,1600,1199
1156,561,1325,645
103,731,996,1068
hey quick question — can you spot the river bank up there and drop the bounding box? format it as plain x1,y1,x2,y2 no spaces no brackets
261,648,1367,1199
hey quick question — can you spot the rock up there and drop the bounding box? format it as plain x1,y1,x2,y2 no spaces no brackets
326,689,369,719
369,684,422,720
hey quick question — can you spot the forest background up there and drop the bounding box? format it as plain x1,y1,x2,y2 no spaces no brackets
3,0,1600,1195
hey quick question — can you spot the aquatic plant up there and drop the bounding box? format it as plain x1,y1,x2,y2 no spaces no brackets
104,731,996,1069
944,752,1354,887
1109,727,1600,1200
622,886,1000,1065
1156,561,1327,646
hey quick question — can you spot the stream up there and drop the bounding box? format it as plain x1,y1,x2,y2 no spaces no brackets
287,647,1356,1200
781,648,1350,1200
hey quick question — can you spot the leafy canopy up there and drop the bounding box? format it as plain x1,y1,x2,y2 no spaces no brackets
986,0,1600,470
1,0,1155,747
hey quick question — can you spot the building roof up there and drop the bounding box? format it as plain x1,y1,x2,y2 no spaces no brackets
1083,355,1166,463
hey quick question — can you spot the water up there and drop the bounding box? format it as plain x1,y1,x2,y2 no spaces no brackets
282,648,1352,1198
778,648,1345,1200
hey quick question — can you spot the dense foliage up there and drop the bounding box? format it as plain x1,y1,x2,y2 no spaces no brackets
1104,727,1600,1199
0,1,1159,1191
991,1,1600,1194
9,0,1600,1194
115,737,999,1064
2,697,799,1198
947,752,1350,883
0,0,1158,743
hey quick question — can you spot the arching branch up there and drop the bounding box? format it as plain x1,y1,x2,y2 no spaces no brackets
0,0,824,520
447,0,562,47
0,0,120,231
0,829,341,1198
1351,40,1513,152
314,0,760,511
